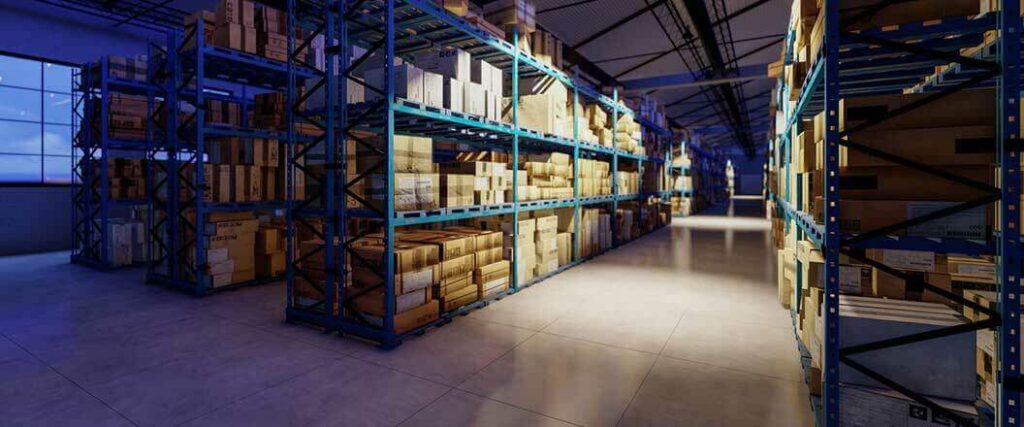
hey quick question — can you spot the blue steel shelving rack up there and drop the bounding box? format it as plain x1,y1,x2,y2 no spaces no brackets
71,56,153,270
145,20,314,295
771,1,1021,425
282,0,669,348
687,137,727,211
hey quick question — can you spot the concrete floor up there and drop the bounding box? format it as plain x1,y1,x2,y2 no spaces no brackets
0,197,814,427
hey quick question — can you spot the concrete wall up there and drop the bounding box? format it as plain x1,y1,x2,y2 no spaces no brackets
0,186,71,255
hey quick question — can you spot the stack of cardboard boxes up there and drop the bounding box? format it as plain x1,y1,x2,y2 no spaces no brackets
255,224,285,278
357,135,439,212
399,230,478,313
103,219,146,267
97,158,146,200
387,46,502,121
508,76,570,139
579,208,611,258
205,99,242,127
350,236,441,333
523,152,573,201
614,115,643,155
204,137,282,203
617,171,639,196
255,5,288,61
444,226,509,300
198,211,257,287
101,55,148,82
96,93,148,141
442,151,509,206
578,158,611,197
533,212,559,276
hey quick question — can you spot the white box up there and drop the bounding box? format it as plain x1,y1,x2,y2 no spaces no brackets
444,78,463,112
413,47,471,81
422,70,443,108
364,63,424,103
463,81,487,116
471,59,493,91
490,65,503,96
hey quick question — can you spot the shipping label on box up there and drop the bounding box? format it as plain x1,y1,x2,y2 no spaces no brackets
906,202,988,241
413,47,471,81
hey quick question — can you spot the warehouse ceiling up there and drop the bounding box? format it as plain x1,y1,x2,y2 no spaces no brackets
32,0,785,153
538,0,788,154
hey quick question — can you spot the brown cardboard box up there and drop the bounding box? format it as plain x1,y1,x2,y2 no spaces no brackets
351,240,439,275
839,166,993,201
351,264,439,295
556,232,571,266
366,173,440,211
392,299,439,333
844,126,995,167
214,23,243,51
246,166,261,201
257,251,285,277
441,174,475,208
256,227,283,254
819,197,991,241
840,88,994,132
215,0,241,25
475,247,502,267
475,260,510,298
243,26,258,54
873,269,952,303
400,231,476,260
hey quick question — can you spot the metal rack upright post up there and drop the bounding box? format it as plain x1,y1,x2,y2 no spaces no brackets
282,0,668,348
768,1,1022,425
146,18,313,295
71,56,153,269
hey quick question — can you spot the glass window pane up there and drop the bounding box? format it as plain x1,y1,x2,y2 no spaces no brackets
0,154,41,182
43,63,73,93
43,91,72,125
0,120,42,155
43,124,72,156
0,86,41,122
44,155,71,183
0,56,41,89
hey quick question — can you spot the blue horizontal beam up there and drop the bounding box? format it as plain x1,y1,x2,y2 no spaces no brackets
621,63,771,90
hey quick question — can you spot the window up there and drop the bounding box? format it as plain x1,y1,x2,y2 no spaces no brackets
0,54,75,184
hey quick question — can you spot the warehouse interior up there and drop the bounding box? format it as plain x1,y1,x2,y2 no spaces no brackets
0,0,1019,426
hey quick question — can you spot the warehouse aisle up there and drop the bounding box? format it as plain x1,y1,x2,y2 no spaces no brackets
0,197,813,427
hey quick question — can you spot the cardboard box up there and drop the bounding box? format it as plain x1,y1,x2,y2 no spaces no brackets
366,173,439,211
422,70,443,108
441,174,475,208
365,64,425,103
357,134,434,174
413,47,471,81
821,198,990,241
840,88,994,132
557,232,571,265
471,59,494,91
839,384,977,426
443,78,464,112
257,252,285,277
463,81,487,116
873,269,952,304
839,166,993,201
844,126,995,167
214,23,243,51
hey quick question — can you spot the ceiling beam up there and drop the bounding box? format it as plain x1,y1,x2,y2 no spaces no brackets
621,63,769,91
571,0,667,51
538,0,602,14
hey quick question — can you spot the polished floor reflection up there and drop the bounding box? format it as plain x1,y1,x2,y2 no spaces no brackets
0,197,813,426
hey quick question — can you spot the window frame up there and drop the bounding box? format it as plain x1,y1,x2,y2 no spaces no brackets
0,50,78,187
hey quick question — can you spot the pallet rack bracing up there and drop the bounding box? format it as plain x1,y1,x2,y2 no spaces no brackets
767,1,1021,425
72,56,153,269
145,18,304,295
282,0,672,348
